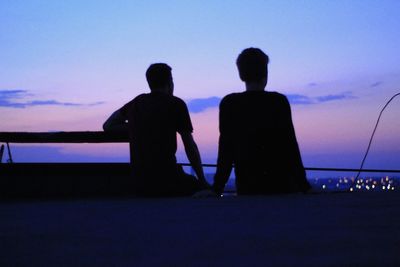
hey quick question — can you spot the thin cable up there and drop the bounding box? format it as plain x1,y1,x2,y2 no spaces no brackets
350,92,400,191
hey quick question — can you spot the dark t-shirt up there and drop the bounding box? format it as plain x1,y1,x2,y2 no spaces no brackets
120,92,193,179
215,91,310,194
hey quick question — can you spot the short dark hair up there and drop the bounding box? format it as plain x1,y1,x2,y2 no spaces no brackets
236,48,269,82
146,63,172,90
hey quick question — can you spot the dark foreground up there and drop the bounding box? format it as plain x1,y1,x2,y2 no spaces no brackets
1,192,399,267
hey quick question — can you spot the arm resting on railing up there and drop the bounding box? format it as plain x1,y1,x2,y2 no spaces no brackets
103,110,129,132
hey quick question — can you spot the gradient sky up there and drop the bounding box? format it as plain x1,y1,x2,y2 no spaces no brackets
1,0,400,176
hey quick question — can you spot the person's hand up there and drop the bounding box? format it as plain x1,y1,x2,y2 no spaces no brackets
197,179,212,190
192,189,218,198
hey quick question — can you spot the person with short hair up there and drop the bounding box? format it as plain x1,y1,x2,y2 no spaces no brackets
213,48,311,195
104,63,210,197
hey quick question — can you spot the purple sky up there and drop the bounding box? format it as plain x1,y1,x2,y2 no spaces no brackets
1,1,399,177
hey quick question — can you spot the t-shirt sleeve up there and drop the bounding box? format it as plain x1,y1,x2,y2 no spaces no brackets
175,98,193,134
219,96,232,134
119,100,133,119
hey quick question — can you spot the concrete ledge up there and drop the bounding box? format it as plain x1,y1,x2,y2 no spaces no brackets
0,163,132,198
1,192,399,266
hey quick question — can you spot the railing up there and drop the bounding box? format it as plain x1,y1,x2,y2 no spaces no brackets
1,131,400,173
1,131,399,198
0,131,129,163
0,131,129,144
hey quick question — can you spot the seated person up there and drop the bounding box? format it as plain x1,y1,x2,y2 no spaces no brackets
104,63,210,197
213,48,311,195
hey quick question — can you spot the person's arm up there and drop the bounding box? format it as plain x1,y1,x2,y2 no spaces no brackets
180,131,210,189
212,98,234,195
103,109,129,132
213,135,233,195
280,95,310,192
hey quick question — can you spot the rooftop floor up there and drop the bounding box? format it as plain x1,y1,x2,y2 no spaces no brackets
1,192,399,267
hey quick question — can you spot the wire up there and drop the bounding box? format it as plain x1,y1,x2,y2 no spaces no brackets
349,92,400,191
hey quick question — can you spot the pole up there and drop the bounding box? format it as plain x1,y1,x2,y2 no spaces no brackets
0,144,4,163
6,142,13,163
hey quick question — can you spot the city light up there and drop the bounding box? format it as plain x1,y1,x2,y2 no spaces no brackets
310,176,398,192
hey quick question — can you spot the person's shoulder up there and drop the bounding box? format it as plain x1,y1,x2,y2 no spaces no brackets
267,91,285,98
266,91,289,103
121,93,148,110
122,96,137,108
222,92,241,100
169,96,190,112
171,95,187,106
133,93,149,101
221,93,241,104
221,92,256,111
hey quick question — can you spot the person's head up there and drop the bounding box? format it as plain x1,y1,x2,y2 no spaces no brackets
236,48,269,89
146,63,174,95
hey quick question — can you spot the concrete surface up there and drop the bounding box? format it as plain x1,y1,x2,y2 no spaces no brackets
1,192,399,267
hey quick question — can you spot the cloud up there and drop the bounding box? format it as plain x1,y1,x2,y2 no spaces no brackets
0,89,26,95
187,96,221,113
0,89,28,99
286,94,314,105
0,89,104,108
316,94,355,102
370,81,383,88
186,92,356,113
288,92,356,105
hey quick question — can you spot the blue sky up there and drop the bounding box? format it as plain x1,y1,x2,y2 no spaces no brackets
1,0,399,175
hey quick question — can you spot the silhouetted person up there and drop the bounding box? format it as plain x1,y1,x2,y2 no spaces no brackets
104,63,210,197
213,48,311,195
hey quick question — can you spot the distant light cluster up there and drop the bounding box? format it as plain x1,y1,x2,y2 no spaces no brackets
311,176,398,192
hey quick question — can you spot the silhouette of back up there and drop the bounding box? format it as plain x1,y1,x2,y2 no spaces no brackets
213,48,310,194
104,63,210,196
122,92,191,170
219,91,308,194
